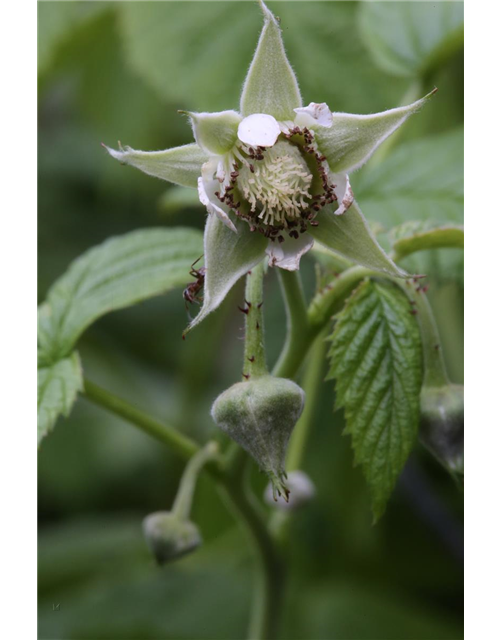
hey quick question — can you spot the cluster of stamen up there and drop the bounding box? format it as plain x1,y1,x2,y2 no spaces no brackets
214,127,337,242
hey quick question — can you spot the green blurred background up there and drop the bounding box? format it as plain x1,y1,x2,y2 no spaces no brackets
38,2,464,638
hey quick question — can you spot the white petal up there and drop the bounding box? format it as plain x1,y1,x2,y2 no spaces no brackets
198,160,237,233
265,233,314,271
237,113,281,148
294,102,333,128
332,173,354,215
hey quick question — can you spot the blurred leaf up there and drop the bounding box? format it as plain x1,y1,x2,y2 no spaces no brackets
353,128,463,282
358,1,464,78
38,515,251,640
159,185,203,216
38,228,204,364
293,580,463,640
38,1,110,73
327,280,422,519
354,128,463,225
117,2,407,116
38,352,83,445
117,2,259,111
274,1,407,113
390,221,464,260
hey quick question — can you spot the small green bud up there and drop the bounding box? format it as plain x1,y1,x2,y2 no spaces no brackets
142,512,202,565
264,470,315,510
211,376,305,498
420,384,464,476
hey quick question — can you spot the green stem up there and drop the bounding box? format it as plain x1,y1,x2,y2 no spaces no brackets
400,285,450,387
286,330,327,472
220,451,284,640
243,261,268,379
172,442,219,520
83,378,199,460
274,265,372,379
272,269,312,379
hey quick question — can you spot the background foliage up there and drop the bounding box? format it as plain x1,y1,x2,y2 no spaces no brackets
38,2,464,638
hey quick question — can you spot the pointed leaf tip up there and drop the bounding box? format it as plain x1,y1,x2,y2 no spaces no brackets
185,215,266,334
240,0,302,120
315,94,436,175
309,203,408,279
103,142,208,189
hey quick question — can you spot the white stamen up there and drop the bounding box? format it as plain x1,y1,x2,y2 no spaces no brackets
238,141,313,227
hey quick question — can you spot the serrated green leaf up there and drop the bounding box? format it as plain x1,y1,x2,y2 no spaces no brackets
358,1,464,78
38,352,83,446
240,0,302,120
390,221,464,260
327,279,423,519
38,228,204,364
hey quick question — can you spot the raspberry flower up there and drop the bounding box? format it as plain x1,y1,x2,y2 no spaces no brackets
104,0,435,331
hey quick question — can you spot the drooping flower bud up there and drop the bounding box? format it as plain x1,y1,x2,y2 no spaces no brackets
211,375,305,498
264,470,315,510
142,512,201,565
142,442,218,565
420,384,464,476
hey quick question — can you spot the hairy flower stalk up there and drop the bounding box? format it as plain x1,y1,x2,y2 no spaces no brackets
103,0,436,334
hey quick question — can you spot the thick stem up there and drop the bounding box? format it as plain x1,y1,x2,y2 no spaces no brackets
83,378,199,460
272,269,311,379
286,330,327,472
243,261,268,379
220,452,284,640
273,265,372,379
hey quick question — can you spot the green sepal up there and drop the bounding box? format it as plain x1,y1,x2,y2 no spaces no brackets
185,215,267,334
103,142,208,188
315,91,437,174
309,203,407,278
182,110,242,155
240,0,302,120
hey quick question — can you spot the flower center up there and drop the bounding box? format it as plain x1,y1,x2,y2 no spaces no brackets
215,127,337,242
238,141,313,227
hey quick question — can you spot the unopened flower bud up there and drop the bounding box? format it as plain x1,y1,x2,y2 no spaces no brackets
264,470,315,510
211,376,305,499
420,384,464,476
142,512,201,565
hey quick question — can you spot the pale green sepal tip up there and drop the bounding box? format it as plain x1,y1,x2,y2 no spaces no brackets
102,142,208,189
240,0,302,120
309,203,408,278
183,215,267,336
180,110,242,156
315,89,438,175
